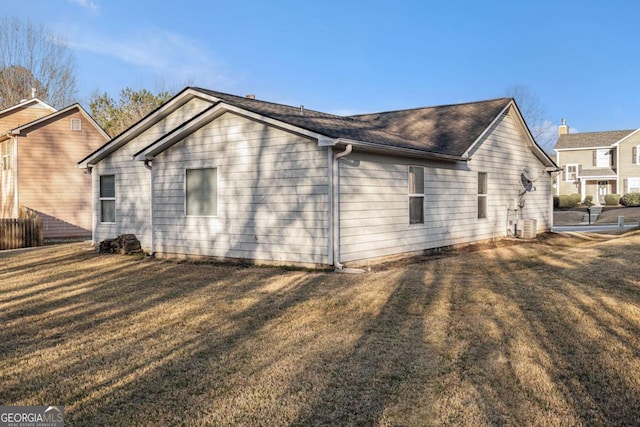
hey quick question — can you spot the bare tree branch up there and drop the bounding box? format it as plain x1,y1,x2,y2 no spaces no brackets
0,16,78,109
505,84,555,152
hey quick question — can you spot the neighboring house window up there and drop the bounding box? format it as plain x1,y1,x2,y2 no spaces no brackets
71,118,82,131
478,172,488,219
628,178,640,193
186,168,218,216
565,164,578,181
1,141,10,171
633,146,640,165
593,149,613,167
99,175,116,223
408,166,424,224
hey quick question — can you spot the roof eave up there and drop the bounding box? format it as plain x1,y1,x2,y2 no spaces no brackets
134,102,332,161
336,138,467,161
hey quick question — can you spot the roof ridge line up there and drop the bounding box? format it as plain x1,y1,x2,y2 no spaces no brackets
349,97,512,117
192,87,353,120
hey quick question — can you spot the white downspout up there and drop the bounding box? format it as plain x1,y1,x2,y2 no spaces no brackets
555,151,560,196
12,136,19,217
332,144,352,269
327,148,334,265
144,159,155,255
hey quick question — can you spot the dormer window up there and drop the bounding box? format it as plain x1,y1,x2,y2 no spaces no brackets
71,118,81,131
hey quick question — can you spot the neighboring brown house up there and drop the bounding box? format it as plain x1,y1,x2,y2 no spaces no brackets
554,119,640,204
0,98,109,239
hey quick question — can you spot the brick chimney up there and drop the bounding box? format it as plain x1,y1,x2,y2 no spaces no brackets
558,118,569,135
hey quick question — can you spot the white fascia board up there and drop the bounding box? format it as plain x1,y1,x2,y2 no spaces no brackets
135,102,331,161
0,98,56,117
611,128,640,146
464,100,556,168
9,104,109,141
76,105,111,140
579,175,618,180
9,103,78,135
509,101,557,167
555,146,615,151
318,136,337,146
461,102,512,159
336,138,466,161
78,88,209,168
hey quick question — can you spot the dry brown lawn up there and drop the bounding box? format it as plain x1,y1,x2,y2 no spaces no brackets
1,233,639,426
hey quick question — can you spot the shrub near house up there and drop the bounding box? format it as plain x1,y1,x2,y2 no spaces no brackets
621,192,640,207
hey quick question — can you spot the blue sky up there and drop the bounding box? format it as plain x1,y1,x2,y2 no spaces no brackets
4,0,640,146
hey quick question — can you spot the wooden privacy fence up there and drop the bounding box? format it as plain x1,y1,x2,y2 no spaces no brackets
0,207,43,250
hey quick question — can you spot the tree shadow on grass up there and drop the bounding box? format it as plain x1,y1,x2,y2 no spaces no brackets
288,262,448,425
462,240,640,425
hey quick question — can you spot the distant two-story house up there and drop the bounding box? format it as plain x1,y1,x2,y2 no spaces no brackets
0,97,109,239
554,119,640,204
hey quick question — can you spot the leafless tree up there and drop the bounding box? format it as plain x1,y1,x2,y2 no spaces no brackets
506,84,556,152
0,17,78,109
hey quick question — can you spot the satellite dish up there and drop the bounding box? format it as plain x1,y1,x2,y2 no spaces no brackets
520,169,536,194
518,167,544,208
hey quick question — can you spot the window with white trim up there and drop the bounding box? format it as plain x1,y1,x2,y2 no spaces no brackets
71,118,81,131
1,140,10,171
628,177,640,193
186,168,218,216
408,166,424,225
478,172,488,219
633,146,640,165
595,149,612,167
565,164,578,181
99,175,116,223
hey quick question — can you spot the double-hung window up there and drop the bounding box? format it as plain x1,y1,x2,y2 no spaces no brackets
408,166,424,225
633,146,640,164
565,164,578,181
628,177,640,193
186,168,218,216
99,175,116,223
478,172,488,219
1,140,10,171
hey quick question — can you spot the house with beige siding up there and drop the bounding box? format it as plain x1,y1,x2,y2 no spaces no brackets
79,87,556,267
554,119,640,204
0,98,109,239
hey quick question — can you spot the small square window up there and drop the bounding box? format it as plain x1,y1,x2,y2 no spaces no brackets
71,118,82,131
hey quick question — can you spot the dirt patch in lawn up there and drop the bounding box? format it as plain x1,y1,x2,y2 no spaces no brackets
1,236,639,426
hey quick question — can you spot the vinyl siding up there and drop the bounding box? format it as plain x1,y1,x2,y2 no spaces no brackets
152,112,329,265
16,109,107,238
0,104,53,134
616,132,640,193
0,139,15,217
556,148,617,196
93,97,212,249
339,111,552,263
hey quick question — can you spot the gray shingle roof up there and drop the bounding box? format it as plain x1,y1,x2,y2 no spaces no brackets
579,168,616,178
555,129,635,150
195,88,512,157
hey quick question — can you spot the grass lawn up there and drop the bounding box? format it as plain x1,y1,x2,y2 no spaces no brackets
1,233,639,426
